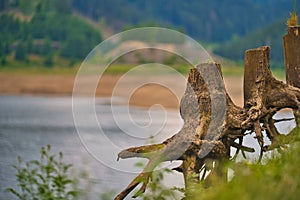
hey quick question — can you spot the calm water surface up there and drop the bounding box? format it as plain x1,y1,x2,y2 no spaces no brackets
0,95,295,199
0,95,184,199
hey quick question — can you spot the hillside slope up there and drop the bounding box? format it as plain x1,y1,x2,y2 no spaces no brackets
214,20,287,67
0,0,103,67
1,0,298,67
71,0,296,42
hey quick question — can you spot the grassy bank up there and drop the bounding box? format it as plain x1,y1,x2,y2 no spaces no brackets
0,55,80,75
1,52,286,78
194,126,300,200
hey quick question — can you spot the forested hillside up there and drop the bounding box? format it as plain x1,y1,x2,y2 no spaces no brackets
0,0,297,67
0,0,102,67
71,0,294,42
214,20,287,67
71,0,297,67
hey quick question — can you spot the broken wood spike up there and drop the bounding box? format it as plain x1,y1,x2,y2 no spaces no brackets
284,26,300,88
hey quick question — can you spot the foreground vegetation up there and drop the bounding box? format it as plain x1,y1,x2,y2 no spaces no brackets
7,126,299,200
194,127,300,200
6,145,118,200
6,145,78,200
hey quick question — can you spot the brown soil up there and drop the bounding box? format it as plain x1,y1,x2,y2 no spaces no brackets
0,72,244,108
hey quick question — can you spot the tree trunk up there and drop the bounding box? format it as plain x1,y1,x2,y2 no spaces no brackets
284,25,300,127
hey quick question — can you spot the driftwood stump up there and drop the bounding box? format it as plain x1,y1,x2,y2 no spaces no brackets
284,25,300,127
115,32,300,199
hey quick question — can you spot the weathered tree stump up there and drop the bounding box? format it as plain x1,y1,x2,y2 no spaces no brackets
284,25,300,127
284,26,300,88
115,41,300,199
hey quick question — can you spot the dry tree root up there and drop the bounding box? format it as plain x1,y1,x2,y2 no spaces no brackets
114,46,300,200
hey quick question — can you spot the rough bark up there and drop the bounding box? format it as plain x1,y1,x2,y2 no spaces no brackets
114,46,300,200
284,25,300,128
284,26,300,88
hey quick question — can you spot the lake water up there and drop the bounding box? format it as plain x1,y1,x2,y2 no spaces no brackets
0,95,295,199
0,95,185,199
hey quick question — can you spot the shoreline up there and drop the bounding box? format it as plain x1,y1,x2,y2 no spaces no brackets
0,72,245,108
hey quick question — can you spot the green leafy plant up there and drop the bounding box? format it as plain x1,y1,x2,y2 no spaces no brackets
6,145,78,200
132,161,183,200
100,189,117,200
140,168,183,200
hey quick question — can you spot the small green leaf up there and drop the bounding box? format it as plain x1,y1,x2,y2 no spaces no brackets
47,144,51,152
29,160,40,166
134,161,145,168
17,156,22,164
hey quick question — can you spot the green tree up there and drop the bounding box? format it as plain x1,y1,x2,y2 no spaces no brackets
44,52,54,67
26,36,34,54
60,36,88,59
0,0,9,11
19,0,36,14
42,38,52,54
53,0,71,14
1,57,6,66
15,43,26,61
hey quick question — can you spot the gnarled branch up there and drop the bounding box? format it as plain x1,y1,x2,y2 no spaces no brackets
115,46,300,199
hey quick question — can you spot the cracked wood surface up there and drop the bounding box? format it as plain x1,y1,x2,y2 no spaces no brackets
115,46,300,200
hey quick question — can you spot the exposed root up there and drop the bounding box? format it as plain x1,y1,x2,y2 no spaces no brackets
114,46,300,199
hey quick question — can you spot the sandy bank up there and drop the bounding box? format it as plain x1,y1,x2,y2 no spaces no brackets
0,72,244,108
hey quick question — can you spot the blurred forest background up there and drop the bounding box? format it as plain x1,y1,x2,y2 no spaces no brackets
0,0,298,68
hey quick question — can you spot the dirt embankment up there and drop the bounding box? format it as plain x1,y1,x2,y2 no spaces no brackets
0,72,244,108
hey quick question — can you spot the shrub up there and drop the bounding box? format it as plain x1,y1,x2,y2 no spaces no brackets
6,145,78,200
